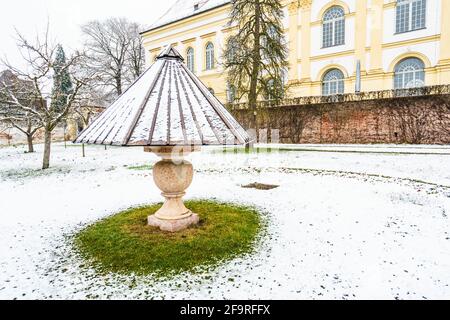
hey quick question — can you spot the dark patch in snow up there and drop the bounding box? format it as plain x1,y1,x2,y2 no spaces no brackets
241,183,279,190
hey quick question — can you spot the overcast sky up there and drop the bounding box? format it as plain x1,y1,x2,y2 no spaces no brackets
0,0,177,70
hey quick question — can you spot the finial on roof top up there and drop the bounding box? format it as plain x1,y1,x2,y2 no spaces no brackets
156,45,184,61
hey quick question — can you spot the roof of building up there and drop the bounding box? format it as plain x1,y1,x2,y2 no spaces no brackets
0,70,15,87
0,69,39,107
75,46,250,147
0,70,32,90
141,0,230,34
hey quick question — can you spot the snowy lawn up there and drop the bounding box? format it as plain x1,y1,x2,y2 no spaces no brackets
0,142,449,299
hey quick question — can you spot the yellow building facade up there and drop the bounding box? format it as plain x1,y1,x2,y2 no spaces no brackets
141,0,450,103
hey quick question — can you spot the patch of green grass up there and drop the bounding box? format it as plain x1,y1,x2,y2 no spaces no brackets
75,200,262,277
127,164,153,171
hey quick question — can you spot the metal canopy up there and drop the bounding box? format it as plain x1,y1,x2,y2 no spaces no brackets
75,46,250,146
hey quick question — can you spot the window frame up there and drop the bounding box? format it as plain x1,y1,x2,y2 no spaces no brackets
226,83,236,103
395,0,427,34
322,6,346,49
205,42,215,71
322,68,345,96
227,37,238,64
393,57,426,89
186,47,195,72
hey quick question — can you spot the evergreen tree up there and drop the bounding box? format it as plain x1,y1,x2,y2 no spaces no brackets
223,0,289,132
52,45,73,112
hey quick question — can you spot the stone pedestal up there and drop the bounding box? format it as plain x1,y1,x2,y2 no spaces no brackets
145,146,200,232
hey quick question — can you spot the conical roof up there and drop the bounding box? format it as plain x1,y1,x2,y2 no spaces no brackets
75,46,250,146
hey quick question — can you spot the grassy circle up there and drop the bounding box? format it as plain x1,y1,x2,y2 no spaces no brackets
75,200,262,276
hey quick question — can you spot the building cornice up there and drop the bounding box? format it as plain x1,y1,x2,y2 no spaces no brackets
200,32,217,39
299,0,312,9
141,2,231,36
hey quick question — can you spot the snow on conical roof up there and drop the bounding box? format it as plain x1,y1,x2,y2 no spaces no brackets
75,46,250,146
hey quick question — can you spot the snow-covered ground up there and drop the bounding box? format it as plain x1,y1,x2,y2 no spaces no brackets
0,142,449,299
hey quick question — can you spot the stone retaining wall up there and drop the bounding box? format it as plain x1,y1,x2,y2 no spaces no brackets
230,94,450,144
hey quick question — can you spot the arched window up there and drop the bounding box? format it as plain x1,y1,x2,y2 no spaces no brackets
227,37,238,63
281,68,288,88
322,6,345,48
260,25,279,60
322,69,345,96
186,47,194,72
226,83,236,103
394,57,425,89
267,79,275,100
205,42,215,70
396,0,427,33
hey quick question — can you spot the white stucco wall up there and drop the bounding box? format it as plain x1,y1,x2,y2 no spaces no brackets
311,54,356,81
311,0,357,21
382,41,441,72
311,17,356,57
383,0,441,44
142,0,447,95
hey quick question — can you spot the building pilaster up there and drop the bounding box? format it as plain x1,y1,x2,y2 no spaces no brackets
355,0,368,73
439,0,450,64
299,0,312,82
369,0,383,73
288,1,300,84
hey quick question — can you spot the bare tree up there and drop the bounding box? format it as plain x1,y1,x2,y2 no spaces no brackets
126,23,145,81
0,125,13,145
81,18,145,97
435,97,450,139
389,100,432,144
0,115,42,153
0,27,86,169
0,70,43,152
73,83,107,130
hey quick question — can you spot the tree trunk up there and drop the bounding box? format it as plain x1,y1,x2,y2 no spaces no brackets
25,120,35,153
26,134,34,153
42,128,52,170
116,74,122,96
63,123,67,149
249,0,261,142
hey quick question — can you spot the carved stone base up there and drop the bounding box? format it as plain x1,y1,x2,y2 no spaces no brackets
146,147,200,232
148,213,200,232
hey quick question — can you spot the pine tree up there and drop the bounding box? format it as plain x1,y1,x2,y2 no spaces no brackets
52,45,73,112
223,0,288,133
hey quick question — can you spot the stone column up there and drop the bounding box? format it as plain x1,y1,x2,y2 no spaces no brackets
288,1,299,84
